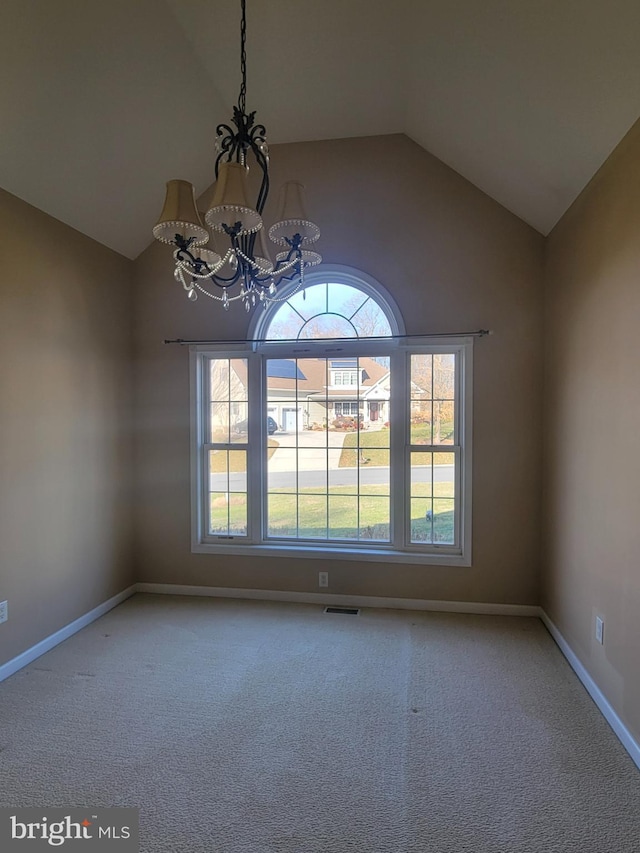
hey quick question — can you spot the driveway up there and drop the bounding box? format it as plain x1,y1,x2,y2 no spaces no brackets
267,427,348,472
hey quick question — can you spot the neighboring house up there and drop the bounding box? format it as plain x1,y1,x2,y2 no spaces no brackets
225,357,434,433
264,357,390,430
222,357,389,432
210,358,252,437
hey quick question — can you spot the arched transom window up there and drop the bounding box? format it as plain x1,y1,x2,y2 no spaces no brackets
263,281,393,340
251,267,403,342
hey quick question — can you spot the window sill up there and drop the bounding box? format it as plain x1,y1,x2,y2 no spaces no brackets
192,540,472,567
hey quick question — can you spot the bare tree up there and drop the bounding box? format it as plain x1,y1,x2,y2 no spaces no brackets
344,295,391,338
410,354,455,444
267,290,391,341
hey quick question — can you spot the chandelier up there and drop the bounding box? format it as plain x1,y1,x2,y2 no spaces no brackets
152,0,321,312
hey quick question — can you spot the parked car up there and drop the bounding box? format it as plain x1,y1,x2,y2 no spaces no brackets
234,416,278,435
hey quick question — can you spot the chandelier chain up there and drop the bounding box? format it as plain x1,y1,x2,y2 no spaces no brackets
239,0,247,115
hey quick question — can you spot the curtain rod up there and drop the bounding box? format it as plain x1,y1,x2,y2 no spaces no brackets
164,329,492,345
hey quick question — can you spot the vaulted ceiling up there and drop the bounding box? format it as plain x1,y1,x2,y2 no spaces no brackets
2,0,640,259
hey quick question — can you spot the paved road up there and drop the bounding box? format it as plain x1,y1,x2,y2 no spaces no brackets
210,464,454,491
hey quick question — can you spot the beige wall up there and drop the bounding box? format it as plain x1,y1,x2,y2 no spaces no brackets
134,134,544,604
0,189,134,667
543,121,640,742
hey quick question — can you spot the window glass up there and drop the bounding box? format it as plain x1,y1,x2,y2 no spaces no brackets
206,359,248,536
262,282,392,340
265,356,392,543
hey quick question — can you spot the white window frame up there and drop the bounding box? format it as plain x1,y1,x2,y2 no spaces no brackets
190,335,473,567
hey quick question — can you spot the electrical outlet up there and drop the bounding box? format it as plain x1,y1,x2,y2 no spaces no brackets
318,571,329,588
0,600,7,624
595,615,604,645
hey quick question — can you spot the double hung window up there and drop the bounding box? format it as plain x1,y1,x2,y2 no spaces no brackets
191,271,472,565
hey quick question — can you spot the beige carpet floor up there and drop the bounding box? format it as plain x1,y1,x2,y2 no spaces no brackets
0,593,639,852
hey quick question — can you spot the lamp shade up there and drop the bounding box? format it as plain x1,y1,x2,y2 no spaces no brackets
253,225,274,273
189,246,222,271
205,162,262,236
153,180,209,246
268,181,320,246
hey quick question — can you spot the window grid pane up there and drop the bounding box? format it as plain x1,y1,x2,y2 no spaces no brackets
408,352,458,547
266,356,391,543
206,358,249,538
409,451,455,545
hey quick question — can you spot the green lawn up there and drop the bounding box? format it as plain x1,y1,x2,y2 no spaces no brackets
210,483,454,544
340,426,454,468
410,420,454,444
266,484,389,540
209,438,278,473
339,429,390,467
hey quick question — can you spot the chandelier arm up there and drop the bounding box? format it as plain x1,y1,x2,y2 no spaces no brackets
234,247,302,278
174,246,242,287
271,258,300,276
215,123,236,143
245,230,257,261
184,258,309,305
174,243,235,278
214,125,239,178
235,249,288,277
176,259,242,288
277,266,301,280
174,243,201,267
206,269,243,287
174,235,305,290
250,124,266,140
252,143,270,216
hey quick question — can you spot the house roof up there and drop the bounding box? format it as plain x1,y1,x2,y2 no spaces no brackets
3,1,640,258
268,358,388,396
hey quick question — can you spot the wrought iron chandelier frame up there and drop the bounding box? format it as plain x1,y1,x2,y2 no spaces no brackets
155,0,320,312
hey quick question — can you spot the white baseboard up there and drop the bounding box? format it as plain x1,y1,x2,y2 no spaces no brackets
135,582,542,617
540,610,640,773
0,585,137,684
